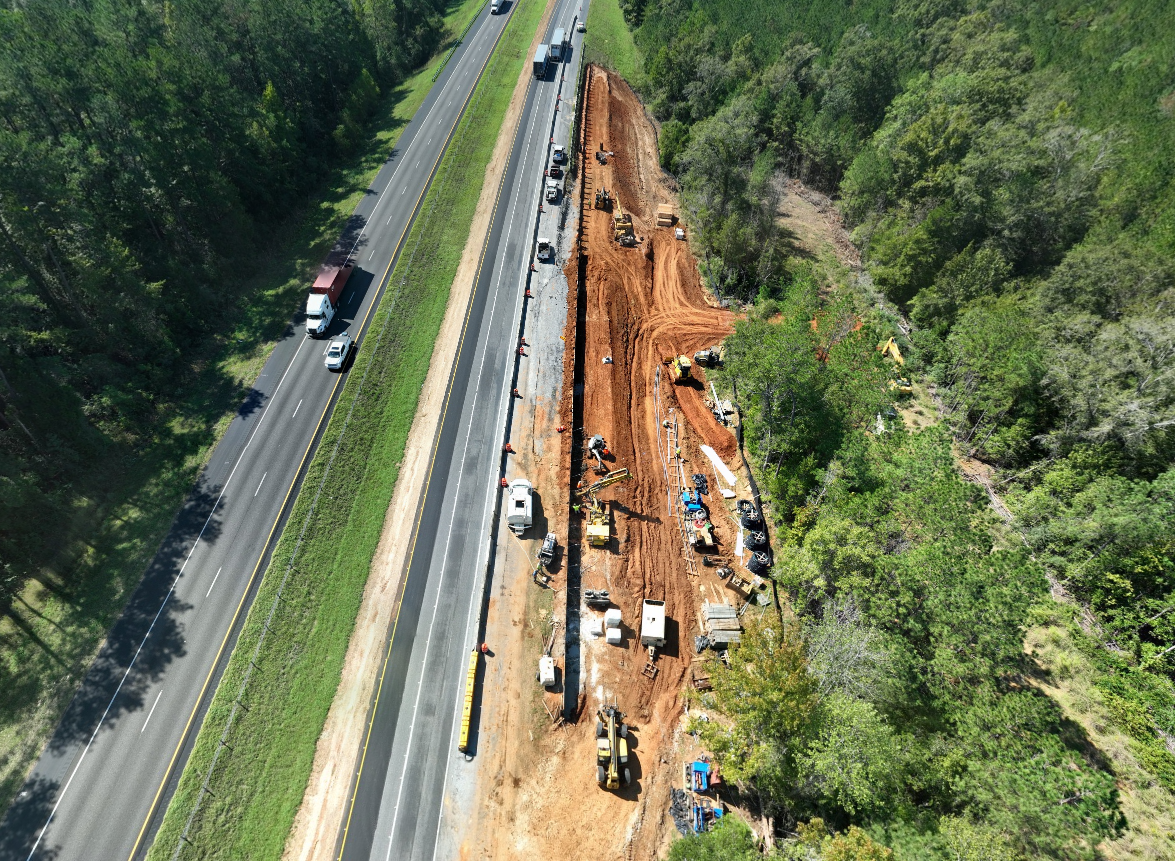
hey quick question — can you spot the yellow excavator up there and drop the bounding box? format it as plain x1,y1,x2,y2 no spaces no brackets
879,337,913,394
575,468,632,547
595,702,631,789
613,201,635,246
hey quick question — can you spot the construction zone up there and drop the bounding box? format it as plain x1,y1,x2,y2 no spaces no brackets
457,67,775,859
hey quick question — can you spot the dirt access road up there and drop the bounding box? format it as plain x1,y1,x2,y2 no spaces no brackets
457,66,758,859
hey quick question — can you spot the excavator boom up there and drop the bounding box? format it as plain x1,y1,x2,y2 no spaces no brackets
575,468,632,498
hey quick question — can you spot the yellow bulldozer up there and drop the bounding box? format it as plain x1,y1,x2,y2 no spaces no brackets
664,354,691,384
595,702,631,790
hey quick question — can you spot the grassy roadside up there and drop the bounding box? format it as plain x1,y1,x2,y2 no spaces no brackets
146,0,548,857
0,0,483,814
582,0,641,84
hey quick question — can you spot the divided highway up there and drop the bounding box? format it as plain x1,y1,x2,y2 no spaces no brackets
0,5,522,859
335,0,588,857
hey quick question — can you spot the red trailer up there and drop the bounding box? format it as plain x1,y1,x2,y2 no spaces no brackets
306,262,353,337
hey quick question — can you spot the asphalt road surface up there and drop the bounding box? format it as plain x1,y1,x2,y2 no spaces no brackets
334,1,588,859
0,5,521,860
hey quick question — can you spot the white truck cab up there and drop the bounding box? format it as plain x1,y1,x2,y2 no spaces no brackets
490,0,499,13
306,293,335,336
507,478,534,535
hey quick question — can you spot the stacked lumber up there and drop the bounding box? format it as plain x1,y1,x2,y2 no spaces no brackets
701,601,742,645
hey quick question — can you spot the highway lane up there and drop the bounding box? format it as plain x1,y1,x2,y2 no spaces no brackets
335,1,588,858
0,5,520,860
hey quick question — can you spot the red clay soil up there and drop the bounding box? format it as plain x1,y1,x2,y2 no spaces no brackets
457,67,741,861
554,67,740,857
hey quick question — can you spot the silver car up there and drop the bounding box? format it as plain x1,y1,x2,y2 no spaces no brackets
324,332,353,371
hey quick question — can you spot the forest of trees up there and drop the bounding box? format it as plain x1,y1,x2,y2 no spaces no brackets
609,0,1175,857
0,0,446,607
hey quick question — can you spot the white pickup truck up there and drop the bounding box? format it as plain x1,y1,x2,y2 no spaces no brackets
506,478,533,536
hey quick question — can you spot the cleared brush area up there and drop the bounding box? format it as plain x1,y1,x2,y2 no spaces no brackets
144,0,550,858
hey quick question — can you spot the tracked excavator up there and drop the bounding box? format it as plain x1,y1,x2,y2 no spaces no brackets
587,434,609,473
595,702,631,789
613,201,636,246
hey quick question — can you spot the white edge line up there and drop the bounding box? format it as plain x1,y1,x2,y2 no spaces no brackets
24,335,310,860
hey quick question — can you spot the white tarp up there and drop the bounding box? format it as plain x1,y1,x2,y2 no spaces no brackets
701,444,738,487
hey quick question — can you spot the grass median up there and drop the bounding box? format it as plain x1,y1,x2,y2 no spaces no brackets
146,0,548,858
582,0,641,84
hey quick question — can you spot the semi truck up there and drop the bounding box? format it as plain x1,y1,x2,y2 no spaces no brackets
533,44,549,78
550,27,566,61
306,261,354,337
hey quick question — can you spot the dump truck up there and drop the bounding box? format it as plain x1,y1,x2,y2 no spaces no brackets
533,43,549,77
506,478,533,536
655,203,675,227
305,261,354,337
596,703,631,790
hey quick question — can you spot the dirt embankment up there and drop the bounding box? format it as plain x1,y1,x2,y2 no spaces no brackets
464,66,752,859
